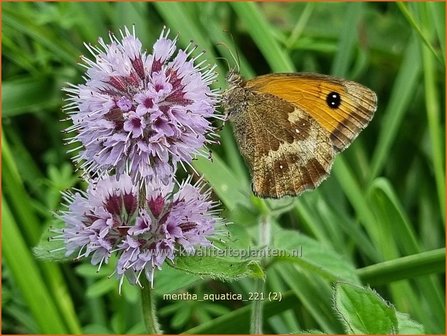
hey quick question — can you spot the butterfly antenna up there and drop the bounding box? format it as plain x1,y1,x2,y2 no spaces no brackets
227,31,241,73
216,56,231,74
216,39,239,74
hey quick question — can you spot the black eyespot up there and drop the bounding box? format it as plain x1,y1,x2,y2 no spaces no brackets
326,91,341,109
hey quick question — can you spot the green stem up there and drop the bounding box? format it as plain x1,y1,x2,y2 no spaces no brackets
140,277,162,334
250,276,266,334
357,248,445,285
250,214,270,334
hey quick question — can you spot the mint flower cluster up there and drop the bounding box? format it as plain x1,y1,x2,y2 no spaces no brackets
58,27,220,288
65,27,218,181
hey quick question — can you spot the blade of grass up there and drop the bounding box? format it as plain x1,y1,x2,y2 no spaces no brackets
330,2,365,77
201,2,255,78
231,2,295,72
66,2,110,42
2,134,42,243
2,135,82,334
2,76,59,117
294,197,337,248
111,3,158,45
265,268,301,332
368,178,420,255
153,2,225,84
3,6,80,64
368,177,444,329
357,248,445,285
315,196,380,262
333,158,378,244
420,4,445,221
428,2,446,61
285,3,316,50
369,36,421,179
276,264,341,333
329,1,381,250
2,201,67,333
396,2,443,65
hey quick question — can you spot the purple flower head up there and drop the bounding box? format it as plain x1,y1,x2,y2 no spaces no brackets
64,27,220,181
57,173,218,289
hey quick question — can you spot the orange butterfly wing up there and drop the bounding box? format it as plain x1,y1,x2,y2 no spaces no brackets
245,73,377,152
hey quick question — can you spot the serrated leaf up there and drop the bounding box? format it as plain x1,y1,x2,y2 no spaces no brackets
334,282,398,334
273,229,359,283
169,252,264,281
396,312,425,334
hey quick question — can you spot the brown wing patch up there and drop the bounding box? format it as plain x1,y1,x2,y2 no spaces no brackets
229,88,335,198
246,73,377,152
250,113,334,198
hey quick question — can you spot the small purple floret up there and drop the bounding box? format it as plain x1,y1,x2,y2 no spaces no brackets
64,27,220,181
58,174,217,288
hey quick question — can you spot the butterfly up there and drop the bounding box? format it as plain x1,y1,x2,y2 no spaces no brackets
223,71,377,198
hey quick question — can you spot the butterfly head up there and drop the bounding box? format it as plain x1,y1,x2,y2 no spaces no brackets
226,68,244,88
222,70,247,120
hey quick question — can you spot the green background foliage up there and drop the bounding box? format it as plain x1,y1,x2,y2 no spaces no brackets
2,1,445,334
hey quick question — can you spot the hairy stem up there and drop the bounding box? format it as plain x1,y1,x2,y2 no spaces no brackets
140,277,162,334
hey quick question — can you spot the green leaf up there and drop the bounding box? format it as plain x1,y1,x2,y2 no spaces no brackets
121,280,139,303
169,252,264,281
369,36,421,179
227,203,259,228
86,277,116,299
396,2,443,65
272,229,359,284
3,6,80,64
334,282,398,334
331,2,365,77
3,201,68,333
75,262,114,279
420,2,446,221
231,2,295,72
357,248,445,285
2,76,60,117
193,154,250,211
276,264,341,333
172,306,191,329
368,178,420,256
154,265,201,295
33,220,71,262
396,311,425,334
153,2,225,84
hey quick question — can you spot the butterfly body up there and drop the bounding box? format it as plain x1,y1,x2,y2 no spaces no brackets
223,72,377,198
